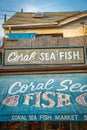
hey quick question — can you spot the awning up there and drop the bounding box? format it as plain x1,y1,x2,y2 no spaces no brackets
0,73,87,121
6,33,35,39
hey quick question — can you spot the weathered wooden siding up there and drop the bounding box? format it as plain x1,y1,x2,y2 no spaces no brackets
3,36,87,48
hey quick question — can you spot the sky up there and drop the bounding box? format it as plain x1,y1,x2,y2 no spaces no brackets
0,0,87,38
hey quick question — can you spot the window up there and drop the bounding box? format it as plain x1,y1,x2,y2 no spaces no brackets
45,122,70,130
1,121,87,130
36,33,63,38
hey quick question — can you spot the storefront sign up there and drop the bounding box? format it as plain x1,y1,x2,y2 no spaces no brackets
3,47,85,66
0,73,87,121
1,114,87,121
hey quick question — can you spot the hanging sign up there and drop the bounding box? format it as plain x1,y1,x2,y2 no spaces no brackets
3,47,85,66
0,73,87,121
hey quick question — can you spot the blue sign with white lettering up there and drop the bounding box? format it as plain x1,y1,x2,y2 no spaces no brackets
0,73,87,121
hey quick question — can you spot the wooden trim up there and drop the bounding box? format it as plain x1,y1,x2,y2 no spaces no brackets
0,65,87,74
0,49,2,53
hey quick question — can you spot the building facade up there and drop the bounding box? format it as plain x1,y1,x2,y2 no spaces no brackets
2,11,87,38
0,11,87,130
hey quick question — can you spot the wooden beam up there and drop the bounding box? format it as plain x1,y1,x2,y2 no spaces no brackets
0,65,87,73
